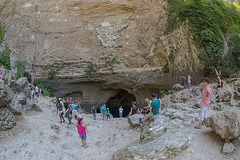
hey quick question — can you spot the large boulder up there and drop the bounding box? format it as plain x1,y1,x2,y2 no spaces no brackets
127,114,143,128
140,116,169,142
8,93,27,114
0,80,14,108
113,129,192,160
23,100,42,112
205,110,240,141
16,77,28,92
0,108,16,131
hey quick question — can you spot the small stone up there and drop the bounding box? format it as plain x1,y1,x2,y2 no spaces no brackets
222,143,236,154
51,124,59,130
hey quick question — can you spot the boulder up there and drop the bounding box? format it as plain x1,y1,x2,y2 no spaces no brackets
173,83,184,91
0,80,14,108
23,100,42,112
0,108,16,131
113,129,192,160
205,110,240,141
222,143,236,154
222,91,232,102
16,77,28,92
127,114,143,128
170,94,177,103
213,103,224,111
8,93,27,114
140,116,169,142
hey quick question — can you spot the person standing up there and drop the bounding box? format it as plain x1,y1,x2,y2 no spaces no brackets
119,106,124,118
188,74,192,89
91,106,97,120
71,100,78,119
101,104,107,120
56,100,65,123
195,77,212,129
180,75,186,87
76,115,88,148
129,101,139,115
35,86,39,98
216,75,222,102
106,108,111,120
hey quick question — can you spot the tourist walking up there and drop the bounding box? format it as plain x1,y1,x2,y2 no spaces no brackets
101,105,107,120
91,106,96,120
129,101,139,115
56,100,65,123
195,77,212,129
63,99,72,124
119,106,124,118
35,86,39,98
106,108,111,120
76,115,88,148
71,100,78,119
76,100,81,114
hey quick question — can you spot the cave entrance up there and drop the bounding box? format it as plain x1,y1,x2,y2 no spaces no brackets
106,90,136,118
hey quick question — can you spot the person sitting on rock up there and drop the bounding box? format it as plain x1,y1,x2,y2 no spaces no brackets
195,77,212,129
139,98,151,123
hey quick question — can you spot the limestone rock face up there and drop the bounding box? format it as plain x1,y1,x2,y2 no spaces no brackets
205,110,240,141
16,77,28,92
113,129,192,160
127,114,142,128
0,80,14,108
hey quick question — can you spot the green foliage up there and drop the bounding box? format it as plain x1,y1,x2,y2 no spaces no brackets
84,62,97,76
48,69,58,79
0,25,5,43
81,108,89,114
101,57,118,72
159,89,169,98
34,79,52,97
163,63,169,73
15,70,21,80
166,0,240,76
15,60,26,75
0,44,11,70
11,84,19,91
23,71,32,83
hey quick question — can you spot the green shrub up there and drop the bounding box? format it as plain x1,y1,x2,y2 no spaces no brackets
15,60,26,75
48,69,58,79
163,63,169,73
11,84,19,91
81,108,89,114
84,62,97,76
0,44,11,70
0,25,5,43
15,70,21,80
34,79,52,97
159,89,169,98
166,0,240,76
23,71,32,83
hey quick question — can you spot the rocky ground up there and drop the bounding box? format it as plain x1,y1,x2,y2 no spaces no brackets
0,76,240,160
0,96,140,160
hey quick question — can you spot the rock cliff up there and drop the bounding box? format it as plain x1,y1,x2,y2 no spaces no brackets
0,0,204,109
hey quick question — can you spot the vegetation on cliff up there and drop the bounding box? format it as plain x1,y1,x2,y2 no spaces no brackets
166,0,240,76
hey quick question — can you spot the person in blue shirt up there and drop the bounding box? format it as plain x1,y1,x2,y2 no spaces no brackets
101,105,107,120
71,101,78,119
151,93,161,115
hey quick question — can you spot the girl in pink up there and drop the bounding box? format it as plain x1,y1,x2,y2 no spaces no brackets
195,77,212,129
76,115,88,148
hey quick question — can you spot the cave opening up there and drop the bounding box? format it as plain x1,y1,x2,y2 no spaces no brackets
106,90,136,118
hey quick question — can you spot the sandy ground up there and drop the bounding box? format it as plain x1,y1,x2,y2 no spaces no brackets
0,95,240,160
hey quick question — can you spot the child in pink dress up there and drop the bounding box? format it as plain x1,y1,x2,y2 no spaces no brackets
76,115,88,148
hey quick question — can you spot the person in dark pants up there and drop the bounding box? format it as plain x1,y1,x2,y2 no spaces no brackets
63,99,72,124
91,106,96,120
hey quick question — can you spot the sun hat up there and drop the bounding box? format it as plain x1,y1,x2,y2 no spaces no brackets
77,115,83,119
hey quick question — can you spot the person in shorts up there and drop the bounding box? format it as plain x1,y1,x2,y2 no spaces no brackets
119,106,124,118
101,105,106,120
76,115,88,148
